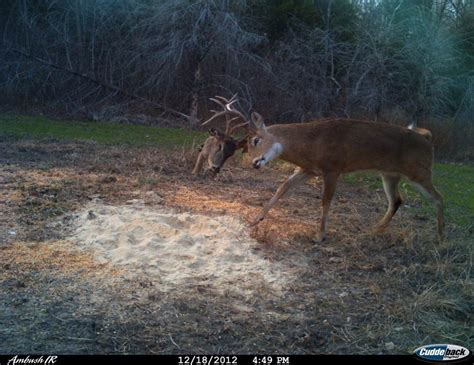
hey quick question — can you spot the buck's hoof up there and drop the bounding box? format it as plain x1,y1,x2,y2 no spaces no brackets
372,224,388,235
314,232,327,243
249,216,264,227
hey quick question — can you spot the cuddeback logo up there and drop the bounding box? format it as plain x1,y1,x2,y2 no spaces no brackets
414,344,471,362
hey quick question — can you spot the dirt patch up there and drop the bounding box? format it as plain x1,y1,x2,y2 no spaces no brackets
69,202,291,294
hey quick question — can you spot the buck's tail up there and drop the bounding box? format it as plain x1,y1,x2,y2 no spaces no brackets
408,123,432,142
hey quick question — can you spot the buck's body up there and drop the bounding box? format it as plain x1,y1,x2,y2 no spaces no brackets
202,95,444,242
268,119,433,179
249,117,444,241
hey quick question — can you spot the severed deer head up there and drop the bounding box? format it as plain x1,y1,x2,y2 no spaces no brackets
192,95,248,176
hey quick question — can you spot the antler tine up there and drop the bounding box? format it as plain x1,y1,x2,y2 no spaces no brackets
209,97,227,109
224,116,240,135
201,97,232,126
214,93,238,106
202,94,250,133
216,95,240,135
215,95,239,113
214,95,231,103
226,99,238,110
229,93,238,103
201,111,228,126
228,121,250,135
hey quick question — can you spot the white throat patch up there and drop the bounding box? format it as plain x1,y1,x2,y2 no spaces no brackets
253,142,283,167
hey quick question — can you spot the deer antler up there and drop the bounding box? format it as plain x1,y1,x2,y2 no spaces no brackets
202,94,251,135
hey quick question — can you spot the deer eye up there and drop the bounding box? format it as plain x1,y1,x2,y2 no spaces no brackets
252,137,260,146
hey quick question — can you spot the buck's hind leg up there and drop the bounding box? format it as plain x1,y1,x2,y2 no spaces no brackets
316,172,339,242
411,178,445,241
375,173,402,232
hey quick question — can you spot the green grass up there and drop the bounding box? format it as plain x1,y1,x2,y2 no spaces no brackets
0,114,206,147
428,163,474,227
344,163,474,229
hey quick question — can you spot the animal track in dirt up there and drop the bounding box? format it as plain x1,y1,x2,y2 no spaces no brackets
67,202,297,294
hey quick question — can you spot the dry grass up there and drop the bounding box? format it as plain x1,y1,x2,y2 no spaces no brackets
0,137,472,354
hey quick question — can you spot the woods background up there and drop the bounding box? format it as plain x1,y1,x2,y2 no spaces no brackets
1,0,473,157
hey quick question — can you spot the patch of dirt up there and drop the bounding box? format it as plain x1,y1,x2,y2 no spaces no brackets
0,137,472,354
69,202,290,293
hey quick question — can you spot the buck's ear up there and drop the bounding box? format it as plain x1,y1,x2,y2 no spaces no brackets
251,112,266,130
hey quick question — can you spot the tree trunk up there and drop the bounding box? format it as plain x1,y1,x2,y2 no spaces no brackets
189,63,202,127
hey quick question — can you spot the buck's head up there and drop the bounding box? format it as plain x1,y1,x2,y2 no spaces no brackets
247,112,282,169
203,128,246,175
200,94,280,171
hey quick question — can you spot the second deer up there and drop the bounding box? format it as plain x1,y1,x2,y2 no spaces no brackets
192,127,247,176
193,96,247,176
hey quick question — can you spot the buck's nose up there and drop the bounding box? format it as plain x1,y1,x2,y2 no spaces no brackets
211,166,220,174
252,157,264,169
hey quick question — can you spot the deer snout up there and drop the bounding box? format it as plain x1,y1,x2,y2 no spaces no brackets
252,157,264,169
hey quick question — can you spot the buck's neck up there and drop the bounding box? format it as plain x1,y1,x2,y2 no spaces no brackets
266,123,319,168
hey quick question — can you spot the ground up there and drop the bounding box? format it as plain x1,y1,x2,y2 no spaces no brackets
0,116,472,354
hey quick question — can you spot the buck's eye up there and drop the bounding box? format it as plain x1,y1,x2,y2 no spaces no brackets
252,137,260,146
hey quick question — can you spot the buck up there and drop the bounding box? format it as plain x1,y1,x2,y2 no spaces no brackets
193,97,248,176
203,96,445,242
192,127,247,175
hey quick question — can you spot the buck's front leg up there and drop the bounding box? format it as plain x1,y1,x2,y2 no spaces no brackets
250,167,312,226
192,151,206,175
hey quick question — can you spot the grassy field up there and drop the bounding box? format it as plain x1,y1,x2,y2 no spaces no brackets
0,114,206,147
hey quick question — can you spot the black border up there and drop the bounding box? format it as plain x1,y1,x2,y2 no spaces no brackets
0,355,472,365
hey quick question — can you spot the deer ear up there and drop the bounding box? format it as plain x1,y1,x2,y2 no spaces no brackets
251,112,266,130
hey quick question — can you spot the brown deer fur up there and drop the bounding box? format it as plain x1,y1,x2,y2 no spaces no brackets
246,118,444,241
